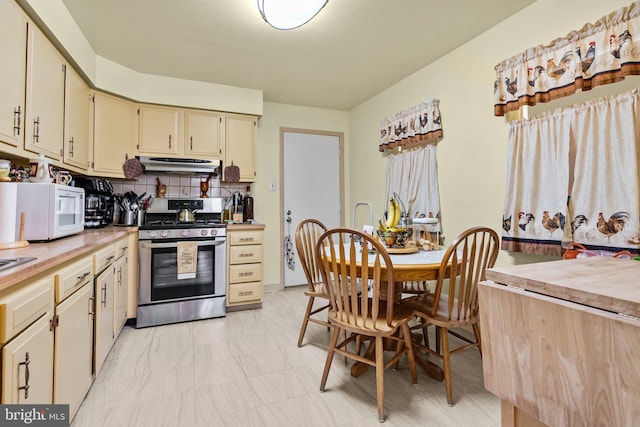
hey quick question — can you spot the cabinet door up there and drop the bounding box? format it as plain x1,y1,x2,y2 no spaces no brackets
1,314,54,404
225,115,256,182
63,66,90,170
92,92,137,178
94,266,114,376
184,110,223,159
53,284,93,419
114,255,127,338
24,24,65,160
0,1,27,148
138,105,180,155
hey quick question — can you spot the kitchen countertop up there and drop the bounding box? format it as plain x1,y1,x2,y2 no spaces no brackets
226,223,265,230
0,226,138,292
486,256,640,317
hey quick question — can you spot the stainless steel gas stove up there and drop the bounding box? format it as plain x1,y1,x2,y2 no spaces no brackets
136,197,227,328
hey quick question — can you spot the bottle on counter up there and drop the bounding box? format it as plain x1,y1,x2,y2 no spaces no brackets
243,185,254,223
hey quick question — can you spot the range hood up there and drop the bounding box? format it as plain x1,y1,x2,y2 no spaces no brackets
138,156,220,175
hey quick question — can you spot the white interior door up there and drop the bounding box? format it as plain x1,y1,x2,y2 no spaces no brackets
283,131,341,287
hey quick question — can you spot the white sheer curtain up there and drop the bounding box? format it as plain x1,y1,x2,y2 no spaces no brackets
385,145,440,222
502,88,640,255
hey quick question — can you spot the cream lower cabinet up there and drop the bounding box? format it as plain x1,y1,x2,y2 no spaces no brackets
53,255,94,420
0,276,54,404
114,238,128,334
227,227,264,308
93,245,116,376
53,284,93,419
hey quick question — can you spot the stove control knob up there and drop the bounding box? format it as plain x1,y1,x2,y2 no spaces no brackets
161,230,169,238
180,230,189,237
200,229,208,237
148,231,157,238
210,229,218,237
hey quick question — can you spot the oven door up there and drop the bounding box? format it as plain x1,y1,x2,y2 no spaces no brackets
138,238,226,305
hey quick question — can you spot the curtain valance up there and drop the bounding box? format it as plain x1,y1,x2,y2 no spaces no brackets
494,1,640,116
379,99,442,152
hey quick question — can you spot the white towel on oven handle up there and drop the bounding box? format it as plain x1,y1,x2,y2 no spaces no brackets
177,241,197,280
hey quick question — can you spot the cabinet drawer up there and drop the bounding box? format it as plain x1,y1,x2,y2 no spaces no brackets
229,245,262,264
229,264,262,284
115,238,128,260
94,244,116,274
228,230,263,246
0,276,53,344
55,256,93,303
229,282,262,304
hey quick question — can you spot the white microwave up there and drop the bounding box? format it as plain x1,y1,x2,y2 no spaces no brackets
15,183,85,241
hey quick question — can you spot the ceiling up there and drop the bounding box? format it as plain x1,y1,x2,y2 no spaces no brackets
59,0,535,111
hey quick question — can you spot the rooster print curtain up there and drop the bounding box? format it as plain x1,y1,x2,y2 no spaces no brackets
379,99,443,152
494,1,640,116
502,88,640,256
502,114,570,255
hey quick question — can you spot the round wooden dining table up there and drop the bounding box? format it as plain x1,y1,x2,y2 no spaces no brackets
329,244,452,382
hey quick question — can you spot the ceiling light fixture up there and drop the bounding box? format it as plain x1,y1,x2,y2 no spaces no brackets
257,0,328,30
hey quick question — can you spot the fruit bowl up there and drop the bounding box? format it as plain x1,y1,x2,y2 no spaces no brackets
377,228,413,248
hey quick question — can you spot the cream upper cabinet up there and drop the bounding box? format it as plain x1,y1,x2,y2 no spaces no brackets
91,91,138,178
63,66,91,171
0,0,27,149
138,105,181,155
184,110,224,159
225,114,257,182
24,23,66,160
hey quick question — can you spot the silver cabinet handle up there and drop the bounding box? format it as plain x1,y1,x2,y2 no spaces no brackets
101,282,107,307
13,106,21,136
168,134,172,149
33,117,40,143
69,136,74,157
18,352,30,399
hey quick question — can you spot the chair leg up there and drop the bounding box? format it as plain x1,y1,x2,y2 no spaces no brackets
435,326,441,355
320,326,341,392
401,322,417,384
441,327,454,406
375,336,385,423
421,318,429,351
297,296,315,347
342,328,348,365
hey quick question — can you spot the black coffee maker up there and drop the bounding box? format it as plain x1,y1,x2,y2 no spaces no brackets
73,178,115,228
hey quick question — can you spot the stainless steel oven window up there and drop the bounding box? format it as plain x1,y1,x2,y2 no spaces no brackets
138,239,226,305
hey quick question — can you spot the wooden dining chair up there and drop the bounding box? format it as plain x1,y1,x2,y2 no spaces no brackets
407,226,499,406
295,219,330,347
316,228,417,422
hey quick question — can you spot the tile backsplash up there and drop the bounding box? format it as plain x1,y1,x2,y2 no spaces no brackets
110,173,249,200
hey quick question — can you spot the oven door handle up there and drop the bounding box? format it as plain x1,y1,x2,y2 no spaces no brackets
139,240,226,249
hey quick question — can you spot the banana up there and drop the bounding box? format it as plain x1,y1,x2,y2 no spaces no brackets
390,198,401,228
385,198,397,228
378,219,388,232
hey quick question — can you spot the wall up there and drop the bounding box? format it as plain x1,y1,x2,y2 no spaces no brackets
347,0,632,268
256,102,349,288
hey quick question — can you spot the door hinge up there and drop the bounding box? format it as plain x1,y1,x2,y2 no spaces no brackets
49,314,59,331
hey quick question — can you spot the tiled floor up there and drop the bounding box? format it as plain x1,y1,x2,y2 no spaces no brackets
72,287,500,426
